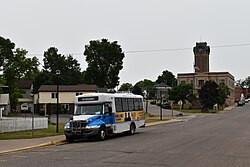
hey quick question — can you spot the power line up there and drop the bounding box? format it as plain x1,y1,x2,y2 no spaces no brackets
26,42,250,57
211,43,250,48
125,43,250,53
124,47,192,53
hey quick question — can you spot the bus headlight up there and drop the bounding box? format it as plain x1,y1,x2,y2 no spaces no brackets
64,122,70,129
86,125,100,129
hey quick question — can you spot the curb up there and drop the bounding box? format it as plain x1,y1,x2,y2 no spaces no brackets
0,118,189,155
0,139,67,155
146,119,185,127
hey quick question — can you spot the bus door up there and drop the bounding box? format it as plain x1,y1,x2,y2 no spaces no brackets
103,103,114,124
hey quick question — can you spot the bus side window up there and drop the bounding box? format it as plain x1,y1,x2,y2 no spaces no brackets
139,99,143,110
134,98,139,111
128,98,134,111
138,99,143,110
115,98,123,112
122,98,128,111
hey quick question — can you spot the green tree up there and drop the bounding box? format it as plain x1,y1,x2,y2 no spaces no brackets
119,83,133,92
3,48,39,110
218,83,230,108
235,79,245,88
199,80,219,111
4,48,39,79
156,70,177,86
135,79,155,99
84,39,125,88
0,77,7,94
33,47,84,92
169,83,195,108
132,85,143,96
44,47,83,83
33,71,52,93
0,36,15,69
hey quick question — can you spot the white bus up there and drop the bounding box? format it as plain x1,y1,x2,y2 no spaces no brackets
64,93,145,142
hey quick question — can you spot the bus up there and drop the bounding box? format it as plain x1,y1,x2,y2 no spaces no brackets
64,93,145,142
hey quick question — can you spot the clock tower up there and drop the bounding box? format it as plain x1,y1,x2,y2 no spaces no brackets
193,42,210,73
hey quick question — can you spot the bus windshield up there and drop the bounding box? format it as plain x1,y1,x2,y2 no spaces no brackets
75,104,103,115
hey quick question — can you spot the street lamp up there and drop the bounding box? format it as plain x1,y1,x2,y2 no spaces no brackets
160,91,163,120
56,70,60,133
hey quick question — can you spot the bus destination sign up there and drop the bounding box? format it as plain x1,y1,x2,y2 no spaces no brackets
78,96,99,102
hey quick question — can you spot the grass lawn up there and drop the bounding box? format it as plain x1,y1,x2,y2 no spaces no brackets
171,104,222,114
0,122,65,140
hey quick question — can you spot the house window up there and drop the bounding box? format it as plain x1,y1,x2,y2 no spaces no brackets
219,79,225,84
190,80,193,86
62,104,69,110
51,92,57,98
76,92,83,96
180,81,186,84
198,80,205,87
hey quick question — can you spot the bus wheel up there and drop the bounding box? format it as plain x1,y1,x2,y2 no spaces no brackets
129,123,136,135
97,126,106,141
66,136,74,143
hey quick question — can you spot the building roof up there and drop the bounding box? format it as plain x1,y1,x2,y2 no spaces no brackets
0,83,8,88
177,71,234,80
38,84,97,92
15,80,33,89
155,83,171,89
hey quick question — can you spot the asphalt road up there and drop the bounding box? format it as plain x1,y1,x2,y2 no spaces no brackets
1,103,250,167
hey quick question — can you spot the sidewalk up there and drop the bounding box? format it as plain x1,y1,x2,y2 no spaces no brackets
0,117,190,155
0,135,66,155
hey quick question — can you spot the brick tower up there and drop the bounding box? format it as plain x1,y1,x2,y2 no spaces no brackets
193,42,210,73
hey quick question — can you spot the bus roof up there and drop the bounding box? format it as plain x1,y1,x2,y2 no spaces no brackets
75,93,143,103
78,92,143,98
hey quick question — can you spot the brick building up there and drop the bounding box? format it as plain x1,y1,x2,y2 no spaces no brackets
177,42,235,106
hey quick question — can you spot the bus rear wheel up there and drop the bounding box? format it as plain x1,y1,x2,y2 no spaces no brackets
128,123,136,135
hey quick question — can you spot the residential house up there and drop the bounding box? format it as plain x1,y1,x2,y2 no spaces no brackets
35,84,97,115
155,83,171,100
15,80,33,113
0,83,10,118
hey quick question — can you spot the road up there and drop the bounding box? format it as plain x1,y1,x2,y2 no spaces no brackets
1,103,250,167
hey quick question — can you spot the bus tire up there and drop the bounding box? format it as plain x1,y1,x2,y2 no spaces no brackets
97,126,106,141
128,123,136,135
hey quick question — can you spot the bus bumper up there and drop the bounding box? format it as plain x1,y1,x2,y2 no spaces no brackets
64,128,99,139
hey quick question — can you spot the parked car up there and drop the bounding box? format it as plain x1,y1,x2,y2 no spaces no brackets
150,100,156,105
21,103,30,113
237,101,244,107
161,103,172,109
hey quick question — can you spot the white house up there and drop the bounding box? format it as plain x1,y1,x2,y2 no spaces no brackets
35,84,98,115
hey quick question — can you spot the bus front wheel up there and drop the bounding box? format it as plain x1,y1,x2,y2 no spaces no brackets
66,136,74,143
97,126,107,141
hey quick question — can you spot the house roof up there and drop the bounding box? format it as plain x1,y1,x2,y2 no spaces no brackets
16,80,33,89
0,83,8,88
155,83,170,88
38,84,97,92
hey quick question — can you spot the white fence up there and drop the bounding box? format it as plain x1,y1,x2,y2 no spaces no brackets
0,117,48,133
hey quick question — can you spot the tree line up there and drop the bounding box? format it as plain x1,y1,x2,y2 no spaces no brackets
1,36,247,111
0,37,124,110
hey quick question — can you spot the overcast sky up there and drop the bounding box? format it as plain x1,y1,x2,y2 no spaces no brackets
1,0,250,85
